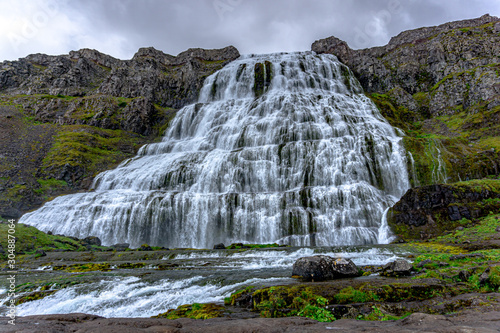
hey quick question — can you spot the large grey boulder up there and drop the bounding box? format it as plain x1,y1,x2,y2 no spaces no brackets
292,255,360,281
381,259,413,277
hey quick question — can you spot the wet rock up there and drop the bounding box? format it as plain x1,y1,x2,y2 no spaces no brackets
35,249,46,257
417,259,432,268
381,259,413,277
327,304,359,319
331,258,360,278
292,255,359,281
111,243,130,251
495,226,500,232
82,236,101,246
213,243,226,249
458,270,471,282
138,244,153,251
387,183,500,239
479,268,491,285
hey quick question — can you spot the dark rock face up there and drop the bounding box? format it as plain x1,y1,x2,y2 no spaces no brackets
213,243,226,249
111,243,130,251
292,255,359,281
138,244,153,251
82,236,101,246
381,259,413,277
0,46,240,135
387,181,500,239
312,14,500,118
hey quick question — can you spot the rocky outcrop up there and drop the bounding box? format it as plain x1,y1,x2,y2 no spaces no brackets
387,179,500,239
381,259,413,277
312,14,500,117
292,255,360,281
0,46,240,136
1,46,239,109
0,46,239,219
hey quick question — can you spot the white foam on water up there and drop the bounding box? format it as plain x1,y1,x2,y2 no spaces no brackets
169,247,408,270
14,276,291,318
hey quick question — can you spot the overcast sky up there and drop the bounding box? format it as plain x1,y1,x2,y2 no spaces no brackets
1,0,499,61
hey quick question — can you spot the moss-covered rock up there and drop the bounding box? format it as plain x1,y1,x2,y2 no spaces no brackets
0,223,86,256
152,303,225,319
388,179,500,239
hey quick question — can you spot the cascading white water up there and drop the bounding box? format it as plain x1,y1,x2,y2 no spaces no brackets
20,52,410,248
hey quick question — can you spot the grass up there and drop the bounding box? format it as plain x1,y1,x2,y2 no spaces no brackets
41,125,144,178
0,223,86,256
33,178,69,197
435,213,500,244
251,285,335,322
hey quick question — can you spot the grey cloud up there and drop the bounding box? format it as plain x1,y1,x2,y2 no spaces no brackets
1,0,499,61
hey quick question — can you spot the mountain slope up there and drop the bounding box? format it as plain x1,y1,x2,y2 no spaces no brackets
0,46,239,219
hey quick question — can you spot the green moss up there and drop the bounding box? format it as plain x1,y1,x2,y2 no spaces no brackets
33,178,69,196
489,266,500,289
368,92,422,132
41,125,143,178
334,286,379,304
251,285,335,321
117,262,146,269
152,106,177,137
153,303,225,319
15,290,56,305
435,213,500,244
224,285,255,305
0,223,85,256
53,263,111,272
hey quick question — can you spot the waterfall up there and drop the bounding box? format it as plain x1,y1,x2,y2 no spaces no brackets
20,52,410,248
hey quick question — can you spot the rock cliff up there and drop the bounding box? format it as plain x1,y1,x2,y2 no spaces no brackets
0,46,239,219
387,179,500,239
313,14,500,185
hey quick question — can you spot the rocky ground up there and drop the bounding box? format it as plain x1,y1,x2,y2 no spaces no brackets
3,309,500,333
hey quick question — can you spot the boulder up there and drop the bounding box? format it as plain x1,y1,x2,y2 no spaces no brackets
81,236,101,246
35,249,47,257
479,267,491,285
458,270,471,282
111,243,129,251
331,258,360,278
213,243,226,250
381,259,413,277
292,255,360,281
138,244,153,251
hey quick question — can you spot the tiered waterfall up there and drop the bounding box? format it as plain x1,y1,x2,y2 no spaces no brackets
20,52,410,248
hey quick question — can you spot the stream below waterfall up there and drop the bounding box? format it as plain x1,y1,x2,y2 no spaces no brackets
0,246,411,318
